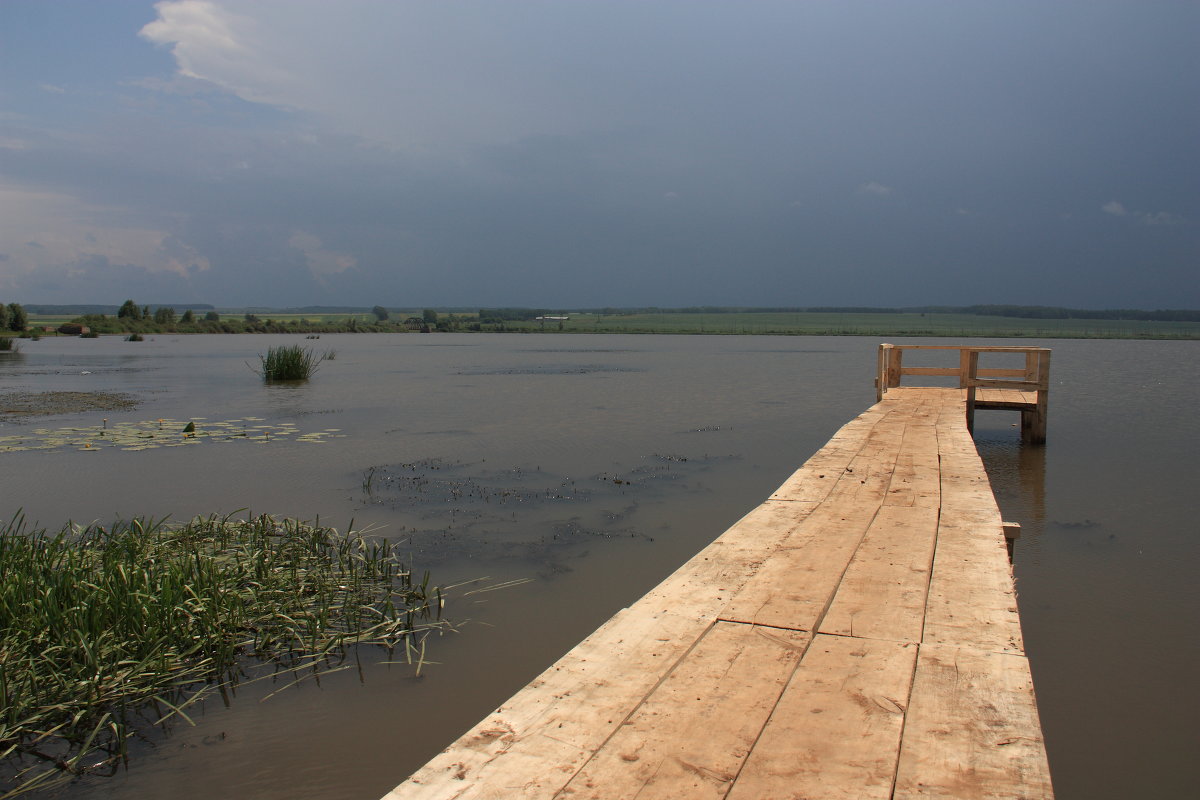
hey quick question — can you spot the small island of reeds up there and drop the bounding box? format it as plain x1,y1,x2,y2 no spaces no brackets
258,344,324,381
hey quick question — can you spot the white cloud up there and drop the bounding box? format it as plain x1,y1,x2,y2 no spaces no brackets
135,1,622,149
1102,201,1184,226
288,230,356,282
38,83,66,94
861,182,892,196
140,1,298,108
1139,211,1183,226
0,183,210,293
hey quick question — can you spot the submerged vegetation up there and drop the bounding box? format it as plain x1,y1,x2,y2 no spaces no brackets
0,515,444,796
258,344,324,381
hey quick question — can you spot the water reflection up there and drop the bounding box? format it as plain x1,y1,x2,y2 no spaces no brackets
974,423,1047,565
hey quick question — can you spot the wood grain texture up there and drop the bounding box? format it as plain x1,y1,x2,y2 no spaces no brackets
819,504,940,642
726,634,918,800
562,623,810,800
893,643,1053,799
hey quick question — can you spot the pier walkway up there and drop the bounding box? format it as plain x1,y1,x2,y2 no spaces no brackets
385,346,1053,800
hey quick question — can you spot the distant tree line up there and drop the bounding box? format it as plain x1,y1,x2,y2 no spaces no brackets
69,300,405,334
958,305,1200,322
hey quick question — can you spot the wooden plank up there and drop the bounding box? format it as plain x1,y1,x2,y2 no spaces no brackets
974,388,1039,410
898,367,1027,380
884,403,941,508
921,514,1024,654
391,607,711,800
923,409,1025,654
562,623,810,800
719,429,902,631
899,366,962,377
636,499,818,617
893,643,1053,799
884,449,941,507
770,413,885,500
967,377,1042,391
819,504,940,642
726,634,918,800
716,498,879,632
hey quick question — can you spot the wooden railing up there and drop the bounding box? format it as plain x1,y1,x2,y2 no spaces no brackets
876,344,1051,443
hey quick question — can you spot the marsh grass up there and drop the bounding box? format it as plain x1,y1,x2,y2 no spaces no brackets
0,338,15,353
258,345,323,381
0,514,444,796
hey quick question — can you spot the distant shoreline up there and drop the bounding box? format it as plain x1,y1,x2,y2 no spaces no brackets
11,325,1199,341
10,306,1200,341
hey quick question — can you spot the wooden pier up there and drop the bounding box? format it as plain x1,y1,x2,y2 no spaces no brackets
385,345,1053,800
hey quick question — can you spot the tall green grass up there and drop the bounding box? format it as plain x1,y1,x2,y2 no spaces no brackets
258,345,323,381
0,514,443,795
0,338,16,352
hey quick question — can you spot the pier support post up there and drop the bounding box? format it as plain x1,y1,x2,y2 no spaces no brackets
1020,350,1051,444
1003,521,1022,562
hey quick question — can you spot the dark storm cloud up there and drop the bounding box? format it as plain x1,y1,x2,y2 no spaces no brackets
0,1,1195,307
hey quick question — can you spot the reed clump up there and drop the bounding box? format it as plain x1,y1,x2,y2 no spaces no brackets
258,345,323,381
0,338,15,352
0,514,443,795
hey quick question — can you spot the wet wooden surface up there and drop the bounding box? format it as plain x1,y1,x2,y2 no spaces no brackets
383,388,1053,799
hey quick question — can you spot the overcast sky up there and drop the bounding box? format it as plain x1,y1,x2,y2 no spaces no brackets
1,1,1196,309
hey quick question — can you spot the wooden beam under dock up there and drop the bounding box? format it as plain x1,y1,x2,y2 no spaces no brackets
384,373,1053,799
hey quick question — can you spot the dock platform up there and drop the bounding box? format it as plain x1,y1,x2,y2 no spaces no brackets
385,346,1053,799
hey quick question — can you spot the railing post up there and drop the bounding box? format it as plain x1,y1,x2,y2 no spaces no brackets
887,347,903,390
958,348,972,389
876,344,888,401
965,349,980,434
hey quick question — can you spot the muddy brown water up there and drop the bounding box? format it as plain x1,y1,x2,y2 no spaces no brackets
1,334,1195,800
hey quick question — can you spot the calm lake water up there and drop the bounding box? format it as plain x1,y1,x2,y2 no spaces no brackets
1,334,1196,800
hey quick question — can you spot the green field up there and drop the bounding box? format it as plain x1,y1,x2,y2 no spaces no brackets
19,310,1200,339
498,311,1200,339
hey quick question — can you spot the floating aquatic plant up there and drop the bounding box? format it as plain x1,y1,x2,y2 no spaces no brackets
0,416,344,454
